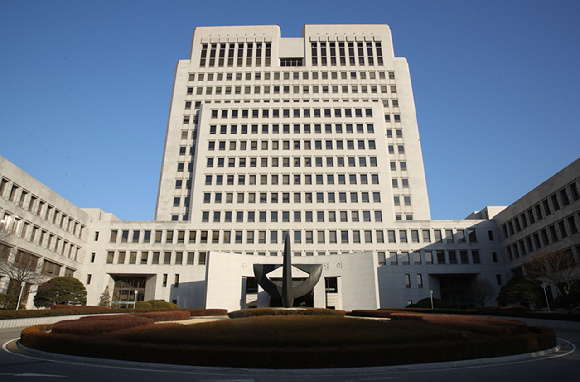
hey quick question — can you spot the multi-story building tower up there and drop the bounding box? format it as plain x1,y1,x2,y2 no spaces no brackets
155,25,430,224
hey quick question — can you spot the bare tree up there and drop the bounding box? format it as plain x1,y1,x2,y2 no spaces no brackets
526,248,580,296
0,254,46,292
1,224,46,304
472,279,496,307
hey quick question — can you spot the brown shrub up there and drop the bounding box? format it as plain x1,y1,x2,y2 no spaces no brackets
114,316,456,347
187,309,228,316
50,305,109,310
134,311,190,322
52,316,153,336
347,310,393,318
228,307,345,318
421,315,528,336
389,312,426,320
20,320,557,369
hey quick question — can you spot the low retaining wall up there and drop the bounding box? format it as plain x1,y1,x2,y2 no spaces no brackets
0,314,120,329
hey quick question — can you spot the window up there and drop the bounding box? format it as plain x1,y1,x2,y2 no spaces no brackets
436,251,445,264
425,251,433,265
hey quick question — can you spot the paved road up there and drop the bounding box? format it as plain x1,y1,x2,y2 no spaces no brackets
1,327,578,382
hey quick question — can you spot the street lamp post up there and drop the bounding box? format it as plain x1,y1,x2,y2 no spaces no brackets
134,290,138,309
541,282,551,313
16,281,26,310
430,290,434,309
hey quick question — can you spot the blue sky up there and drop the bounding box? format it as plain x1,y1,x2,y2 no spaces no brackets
1,0,579,221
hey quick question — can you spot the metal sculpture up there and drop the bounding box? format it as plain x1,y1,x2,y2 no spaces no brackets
253,233,323,307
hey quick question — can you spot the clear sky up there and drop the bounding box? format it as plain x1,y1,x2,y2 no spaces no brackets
1,0,579,221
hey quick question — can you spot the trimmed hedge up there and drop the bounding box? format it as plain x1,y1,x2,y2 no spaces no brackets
228,307,345,319
49,311,189,337
147,300,180,310
348,310,393,318
134,310,190,322
0,307,129,320
52,316,154,336
380,306,580,322
406,297,453,309
0,306,186,320
186,309,228,316
50,305,110,310
135,301,152,309
20,315,556,369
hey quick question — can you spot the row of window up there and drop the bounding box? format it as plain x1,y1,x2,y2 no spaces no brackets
174,161,407,186
192,83,397,97
197,83,394,99
104,250,206,266
0,210,81,261
200,210,385,224
101,248,490,270
206,123,378,135
380,249,486,267
107,227,484,245
200,42,272,67
202,156,380,169
201,191,383,204
189,70,394,82
207,138,378,152
199,41,387,68
203,173,381,187
311,41,384,66
0,177,85,239
209,107,377,119
506,213,580,260
502,181,580,238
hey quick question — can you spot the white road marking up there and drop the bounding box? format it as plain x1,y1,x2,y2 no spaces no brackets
0,372,65,377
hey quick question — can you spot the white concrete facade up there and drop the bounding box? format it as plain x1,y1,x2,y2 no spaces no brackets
2,25,578,311
493,159,580,283
0,155,89,309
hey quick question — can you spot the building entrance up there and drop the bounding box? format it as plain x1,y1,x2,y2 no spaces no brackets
111,276,146,308
438,275,477,309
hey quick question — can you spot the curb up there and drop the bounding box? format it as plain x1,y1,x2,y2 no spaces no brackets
13,340,561,375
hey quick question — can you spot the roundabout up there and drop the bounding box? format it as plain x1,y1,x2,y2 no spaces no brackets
0,326,577,382
10,309,560,370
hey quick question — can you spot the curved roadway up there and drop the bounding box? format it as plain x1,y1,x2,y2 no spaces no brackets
1,327,578,382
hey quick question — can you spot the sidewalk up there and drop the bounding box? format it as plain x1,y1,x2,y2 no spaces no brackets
486,315,580,332
0,313,229,329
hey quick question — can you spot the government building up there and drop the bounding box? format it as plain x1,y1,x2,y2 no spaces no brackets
1,25,579,311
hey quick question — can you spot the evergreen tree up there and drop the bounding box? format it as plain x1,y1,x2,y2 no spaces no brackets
34,277,87,307
98,286,111,307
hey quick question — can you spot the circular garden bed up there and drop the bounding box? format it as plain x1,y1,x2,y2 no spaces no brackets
19,309,556,369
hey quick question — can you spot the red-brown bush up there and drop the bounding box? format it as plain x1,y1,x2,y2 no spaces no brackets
134,310,190,322
389,312,426,320
422,315,528,336
20,318,557,369
52,315,153,336
50,305,109,310
347,310,393,318
187,309,228,316
228,307,345,318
